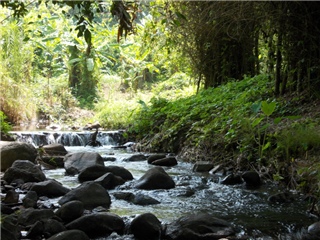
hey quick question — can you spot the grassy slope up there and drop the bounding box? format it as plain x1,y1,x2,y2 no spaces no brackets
129,74,320,195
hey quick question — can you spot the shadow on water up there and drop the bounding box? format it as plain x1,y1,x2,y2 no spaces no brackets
12,131,316,239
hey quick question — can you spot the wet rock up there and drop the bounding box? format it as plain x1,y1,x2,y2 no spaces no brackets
130,213,162,240
268,192,294,203
221,174,243,185
43,143,68,156
3,189,19,204
64,152,104,175
58,181,111,210
175,188,195,197
0,141,38,171
41,156,65,168
135,167,175,190
102,156,116,162
192,161,214,172
242,171,261,188
94,172,125,189
147,154,166,164
55,200,84,223
209,165,224,175
1,204,14,214
308,222,320,236
30,179,70,197
46,124,62,130
3,160,46,183
43,219,67,236
78,165,133,182
47,230,90,240
18,208,55,226
1,131,15,141
26,220,44,239
124,154,147,162
22,191,38,208
165,213,235,240
124,142,135,147
151,157,178,167
11,178,24,188
113,192,160,205
65,212,124,238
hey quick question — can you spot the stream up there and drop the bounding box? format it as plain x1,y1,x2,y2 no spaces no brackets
11,130,316,239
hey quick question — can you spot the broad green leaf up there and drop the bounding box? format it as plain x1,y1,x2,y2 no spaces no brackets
137,100,146,107
286,116,302,120
86,58,94,71
252,117,264,127
261,101,276,116
84,29,92,45
274,117,283,124
252,102,261,114
173,20,181,27
262,142,271,151
42,37,57,42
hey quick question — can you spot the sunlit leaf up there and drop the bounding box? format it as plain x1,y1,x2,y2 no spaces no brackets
87,58,94,71
261,101,276,116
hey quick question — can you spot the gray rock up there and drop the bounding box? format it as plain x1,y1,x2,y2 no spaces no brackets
221,174,243,185
102,156,116,162
3,189,19,204
26,220,44,239
1,131,15,141
66,212,124,238
64,152,104,175
55,200,84,223
268,192,293,203
242,171,261,187
124,154,147,162
0,141,38,171
113,192,160,205
18,208,55,226
308,221,320,235
30,179,70,197
151,157,178,167
192,161,214,172
165,213,235,240
78,165,133,182
135,167,175,190
130,213,162,240
47,230,90,240
147,154,166,164
43,219,67,236
43,143,68,156
94,172,125,189
3,160,46,183
58,181,111,210
22,191,38,208
41,156,65,168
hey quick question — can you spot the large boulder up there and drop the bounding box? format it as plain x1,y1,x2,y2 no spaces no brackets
58,181,111,210
165,213,235,240
130,213,162,240
3,189,19,204
43,219,67,236
0,141,38,171
3,160,46,183
22,191,38,208
135,167,175,190
65,212,124,238
220,174,243,185
64,152,104,175
47,230,90,240
43,143,68,156
30,179,70,197
55,200,84,223
78,165,133,182
308,222,320,236
18,208,55,226
41,156,65,168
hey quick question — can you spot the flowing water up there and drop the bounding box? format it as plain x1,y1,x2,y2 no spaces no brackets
12,131,317,239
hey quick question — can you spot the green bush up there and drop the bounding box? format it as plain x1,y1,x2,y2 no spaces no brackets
0,111,12,134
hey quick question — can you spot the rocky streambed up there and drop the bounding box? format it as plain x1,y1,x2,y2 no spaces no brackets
1,131,320,240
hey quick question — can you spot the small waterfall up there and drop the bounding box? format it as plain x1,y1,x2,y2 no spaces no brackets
11,131,126,147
